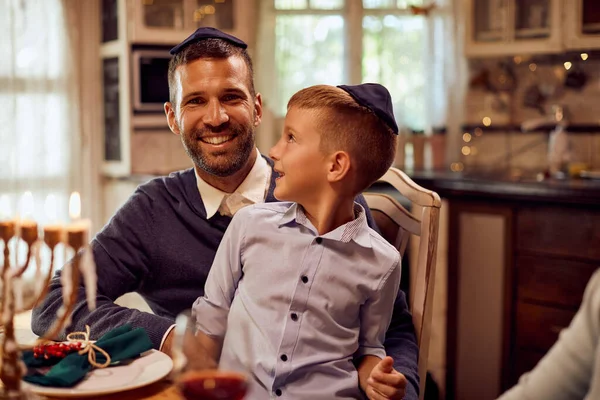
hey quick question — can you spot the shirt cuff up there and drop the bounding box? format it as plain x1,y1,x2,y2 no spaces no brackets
355,346,386,361
160,324,176,351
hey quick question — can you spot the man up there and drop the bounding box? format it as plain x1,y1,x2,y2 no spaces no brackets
31,27,419,399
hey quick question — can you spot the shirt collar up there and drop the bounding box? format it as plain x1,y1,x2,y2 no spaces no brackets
195,148,270,218
278,202,372,248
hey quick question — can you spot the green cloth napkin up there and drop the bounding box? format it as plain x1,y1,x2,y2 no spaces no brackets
22,324,153,387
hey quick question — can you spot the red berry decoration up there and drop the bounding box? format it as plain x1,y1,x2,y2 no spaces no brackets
33,342,83,361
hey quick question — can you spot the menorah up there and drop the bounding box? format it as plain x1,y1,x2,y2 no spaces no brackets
0,194,95,399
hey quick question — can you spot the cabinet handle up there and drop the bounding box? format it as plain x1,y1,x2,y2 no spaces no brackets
550,325,565,334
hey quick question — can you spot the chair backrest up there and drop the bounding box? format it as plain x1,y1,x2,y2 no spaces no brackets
364,167,441,400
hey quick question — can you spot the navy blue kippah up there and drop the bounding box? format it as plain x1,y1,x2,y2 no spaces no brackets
337,83,398,135
170,27,247,55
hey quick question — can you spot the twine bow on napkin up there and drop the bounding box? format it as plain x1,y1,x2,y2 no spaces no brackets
66,325,111,369
22,324,153,388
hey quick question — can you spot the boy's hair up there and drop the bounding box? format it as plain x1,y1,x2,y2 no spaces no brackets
168,38,255,104
287,85,397,193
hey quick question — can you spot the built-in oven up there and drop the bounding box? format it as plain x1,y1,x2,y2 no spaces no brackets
132,48,171,114
131,47,174,130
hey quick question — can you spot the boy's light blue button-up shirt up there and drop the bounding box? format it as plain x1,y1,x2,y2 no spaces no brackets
193,202,401,399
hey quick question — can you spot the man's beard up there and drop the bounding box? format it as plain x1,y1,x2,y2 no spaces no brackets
180,120,256,178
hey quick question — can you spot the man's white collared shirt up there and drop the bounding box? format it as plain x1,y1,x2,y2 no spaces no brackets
194,148,271,218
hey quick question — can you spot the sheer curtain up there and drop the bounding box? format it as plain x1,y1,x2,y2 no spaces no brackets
0,0,101,277
0,0,78,224
425,0,467,165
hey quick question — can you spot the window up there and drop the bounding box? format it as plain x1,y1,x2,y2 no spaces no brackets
0,0,72,224
266,0,429,131
1,0,75,271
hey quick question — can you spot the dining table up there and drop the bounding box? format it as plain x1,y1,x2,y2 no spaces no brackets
41,380,181,400
40,380,181,400
3,311,184,400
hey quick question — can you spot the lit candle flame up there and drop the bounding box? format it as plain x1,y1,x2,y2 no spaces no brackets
69,192,81,220
20,191,34,220
44,194,58,223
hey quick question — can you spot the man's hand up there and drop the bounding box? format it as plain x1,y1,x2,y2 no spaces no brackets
365,356,407,400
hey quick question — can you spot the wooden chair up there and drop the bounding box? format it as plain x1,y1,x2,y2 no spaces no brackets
364,167,441,400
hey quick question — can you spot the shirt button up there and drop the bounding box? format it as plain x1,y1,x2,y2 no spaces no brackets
301,275,308,283
275,389,283,396
280,354,288,362
291,313,298,321
315,237,323,244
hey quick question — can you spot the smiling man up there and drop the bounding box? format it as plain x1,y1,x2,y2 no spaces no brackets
31,27,420,400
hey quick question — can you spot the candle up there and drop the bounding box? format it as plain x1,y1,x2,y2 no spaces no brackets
43,194,63,249
19,191,38,246
0,195,15,242
66,192,89,251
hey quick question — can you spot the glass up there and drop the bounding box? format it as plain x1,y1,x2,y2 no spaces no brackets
473,0,507,42
195,0,235,31
582,0,600,34
142,0,185,29
362,15,425,131
274,15,345,115
515,0,550,40
363,0,395,8
309,0,344,9
171,310,249,400
101,0,118,42
363,0,424,8
274,0,308,10
0,93,70,177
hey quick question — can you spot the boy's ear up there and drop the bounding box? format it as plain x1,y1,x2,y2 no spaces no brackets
327,151,351,183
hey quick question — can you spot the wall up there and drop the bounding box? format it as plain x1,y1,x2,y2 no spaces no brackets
461,54,600,172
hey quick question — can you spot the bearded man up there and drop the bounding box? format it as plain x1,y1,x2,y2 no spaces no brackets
32,27,420,399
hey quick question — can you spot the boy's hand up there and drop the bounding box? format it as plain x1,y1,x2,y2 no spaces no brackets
365,356,407,400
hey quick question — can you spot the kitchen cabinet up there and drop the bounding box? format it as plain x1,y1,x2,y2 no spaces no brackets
408,170,600,400
126,0,240,45
448,200,600,399
565,0,600,50
464,0,562,57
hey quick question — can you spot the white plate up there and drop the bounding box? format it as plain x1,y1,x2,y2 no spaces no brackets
22,349,173,398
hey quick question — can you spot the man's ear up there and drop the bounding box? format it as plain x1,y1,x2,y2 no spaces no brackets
327,151,351,183
254,93,263,127
164,102,180,135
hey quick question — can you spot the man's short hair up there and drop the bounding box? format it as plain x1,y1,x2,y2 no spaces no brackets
167,38,255,104
287,85,397,194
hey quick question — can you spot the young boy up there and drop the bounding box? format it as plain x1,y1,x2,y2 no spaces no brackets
192,83,404,399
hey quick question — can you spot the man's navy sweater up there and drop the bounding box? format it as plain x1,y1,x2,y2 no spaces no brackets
31,163,419,398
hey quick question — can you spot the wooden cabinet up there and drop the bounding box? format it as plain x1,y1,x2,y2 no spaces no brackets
126,0,240,45
465,0,600,57
508,205,600,389
565,0,600,50
464,0,562,57
447,200,600,399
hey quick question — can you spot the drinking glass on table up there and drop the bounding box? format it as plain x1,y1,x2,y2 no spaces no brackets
171,309,249,400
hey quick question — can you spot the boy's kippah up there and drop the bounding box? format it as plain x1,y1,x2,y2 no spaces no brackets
337,83,398,135
170,27,247,55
